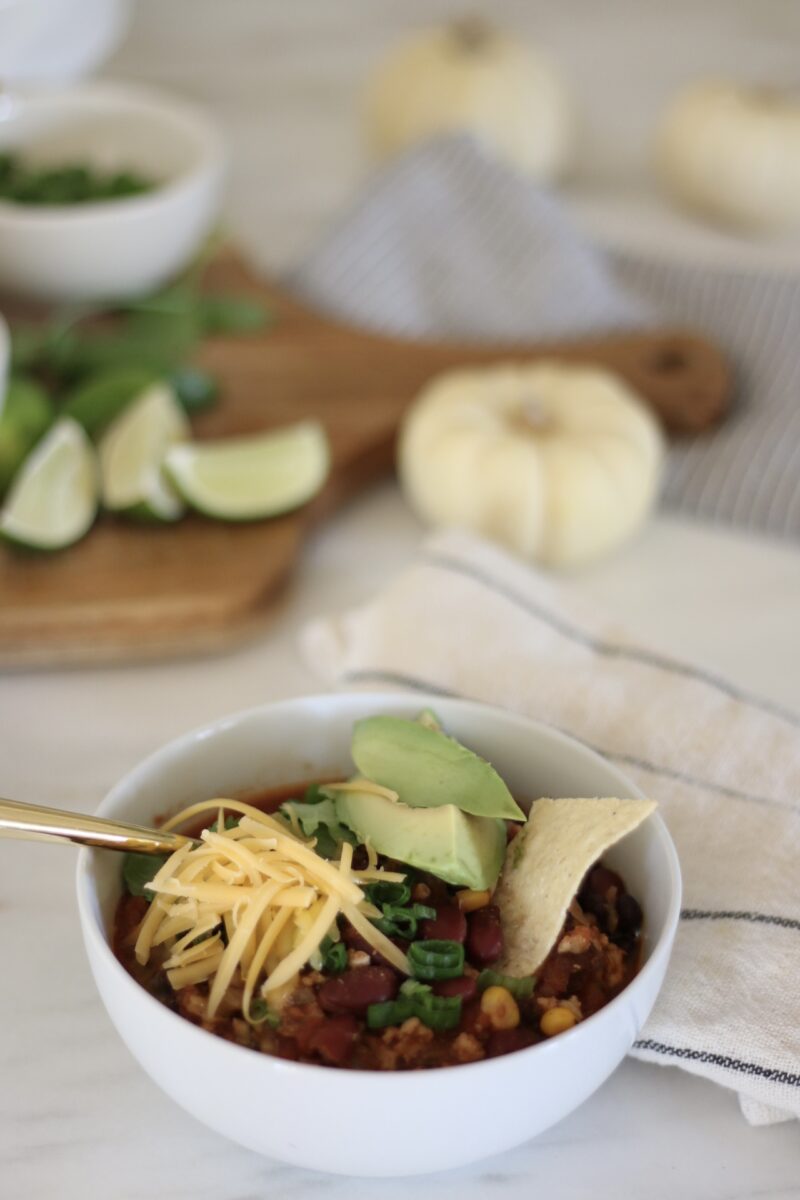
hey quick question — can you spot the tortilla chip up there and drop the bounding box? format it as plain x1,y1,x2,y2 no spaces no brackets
495,797,657,977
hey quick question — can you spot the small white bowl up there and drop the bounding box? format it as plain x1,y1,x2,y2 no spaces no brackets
0,81,226,301
77,694,681,1177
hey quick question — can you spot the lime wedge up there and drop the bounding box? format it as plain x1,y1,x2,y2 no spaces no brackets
0,377,56,497
0,417,99,550
99,383,190,521
164,420,330,521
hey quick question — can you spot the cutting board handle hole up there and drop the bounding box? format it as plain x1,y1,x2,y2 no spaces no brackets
649,346,688,375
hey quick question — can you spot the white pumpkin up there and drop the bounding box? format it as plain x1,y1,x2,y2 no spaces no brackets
398,362,664,569
365,19,573,183
656,81,800,231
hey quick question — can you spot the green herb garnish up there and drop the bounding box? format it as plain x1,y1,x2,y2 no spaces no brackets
168,365,219,415
321,937,347,974
279,797,356,860
302,783,330,805
0,154,153,206
122,851,168,899
208,814,240,833
6,266,271,427
198,293,269,335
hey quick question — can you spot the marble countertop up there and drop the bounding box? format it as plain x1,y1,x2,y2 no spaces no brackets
3,2,800,1195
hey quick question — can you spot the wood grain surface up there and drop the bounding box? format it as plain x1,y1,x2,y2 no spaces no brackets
0,250,732,668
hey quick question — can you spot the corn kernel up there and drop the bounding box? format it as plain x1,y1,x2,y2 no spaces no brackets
456,888,492,913
540,1006,577,1037
480,985,520,1030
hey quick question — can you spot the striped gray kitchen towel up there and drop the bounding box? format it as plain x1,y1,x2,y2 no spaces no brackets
301,528,800,1124
291,135,800,542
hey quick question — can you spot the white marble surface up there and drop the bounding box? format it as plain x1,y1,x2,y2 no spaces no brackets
3,2,800,1196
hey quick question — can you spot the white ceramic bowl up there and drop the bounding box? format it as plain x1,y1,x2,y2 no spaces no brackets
77,693,681,1177
0,81,226,301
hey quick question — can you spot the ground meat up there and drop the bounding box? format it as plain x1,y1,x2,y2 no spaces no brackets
557,926,595,955
371,1017,435,1070
538,953,574,996
113,836,643,1072
176,984,208,1022
450,1032,485,1064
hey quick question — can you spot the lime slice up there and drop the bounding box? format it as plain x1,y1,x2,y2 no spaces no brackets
0,377,55,497
0,417,99,550
164,420,330,521
99,383,190,521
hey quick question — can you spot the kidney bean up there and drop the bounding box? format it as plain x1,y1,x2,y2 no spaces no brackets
588,865,623,899
487,1027,534,1058
340,920,374,955
420,902,467,944
318,966,398,1016
432,974,478,1001
351,845,370,870
465,905,504,966
340,921,408,969
616,893,642,933
307,1015,359,1066
579,890,605,921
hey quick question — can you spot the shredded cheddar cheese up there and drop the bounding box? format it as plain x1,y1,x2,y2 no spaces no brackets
133,797,411,1020
324,779,400,803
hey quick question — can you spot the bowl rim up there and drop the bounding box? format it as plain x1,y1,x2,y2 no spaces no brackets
76,691,682,1085
0,79,226,225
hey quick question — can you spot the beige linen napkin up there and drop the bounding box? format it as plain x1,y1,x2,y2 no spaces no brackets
301,530,800,1124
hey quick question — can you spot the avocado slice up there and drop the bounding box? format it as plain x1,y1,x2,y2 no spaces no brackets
335,787,507,890
351,716,525,822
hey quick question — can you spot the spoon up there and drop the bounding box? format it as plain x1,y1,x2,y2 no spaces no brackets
0,796,193,854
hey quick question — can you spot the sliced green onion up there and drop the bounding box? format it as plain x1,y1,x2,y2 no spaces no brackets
399,978,432,999
367,979,463,1031
412,992,462,1031
321,937,347,974
249,998,280,1028
365,880,411,907
476,969,536,999
374,902,436,940
366,997,413,1030
408,939,465,981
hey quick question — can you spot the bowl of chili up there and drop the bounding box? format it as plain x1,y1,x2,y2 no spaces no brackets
76,692,681,1176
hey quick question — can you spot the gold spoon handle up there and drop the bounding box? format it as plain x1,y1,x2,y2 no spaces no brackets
0,796,192,855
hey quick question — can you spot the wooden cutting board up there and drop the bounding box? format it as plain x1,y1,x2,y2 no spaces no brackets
0,250,732,668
